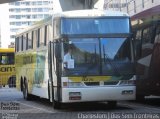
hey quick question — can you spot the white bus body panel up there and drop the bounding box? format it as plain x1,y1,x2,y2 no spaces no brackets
61,86,136,103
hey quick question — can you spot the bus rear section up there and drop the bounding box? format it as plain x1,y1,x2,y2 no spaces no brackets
0,48,16,87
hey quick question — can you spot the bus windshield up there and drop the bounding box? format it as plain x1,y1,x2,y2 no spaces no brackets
0,53,14,65
62,38,134,76
61,17,130,34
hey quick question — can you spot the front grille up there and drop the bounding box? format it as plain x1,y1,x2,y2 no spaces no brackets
83,81,119,86
84,82,99,86
104,81,119,85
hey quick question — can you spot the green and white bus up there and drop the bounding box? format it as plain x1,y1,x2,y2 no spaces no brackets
15,10,136,109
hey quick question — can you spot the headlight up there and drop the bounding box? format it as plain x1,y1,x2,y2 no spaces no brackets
119,80,135,86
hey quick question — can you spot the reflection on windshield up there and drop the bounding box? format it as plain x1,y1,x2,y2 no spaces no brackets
63,38,100,76
62,38,134,76
101,38,133,75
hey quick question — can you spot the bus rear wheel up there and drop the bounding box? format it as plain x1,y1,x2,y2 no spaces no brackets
23,81,32,100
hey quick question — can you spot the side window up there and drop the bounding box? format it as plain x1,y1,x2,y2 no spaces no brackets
8,53,15,64
141,26,153,57
19,35,22,51
26,33,28,50
23,34,27,51
0,55,8,65
134,30,142,59
155,25,160,43
16,37,19,52
135,30,142,40
53,19,60,38
22,35,24,51
33,30,38,49
142,27,152,44
48,24,52,42
40,27,45,46
28,32,33,49
44,25,48,46
36,29,40,48
0,53,14,65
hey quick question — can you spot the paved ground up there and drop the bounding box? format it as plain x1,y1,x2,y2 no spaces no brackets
0,87,160,119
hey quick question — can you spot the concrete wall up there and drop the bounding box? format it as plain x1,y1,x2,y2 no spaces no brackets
53,0,103,13
0,3,10,48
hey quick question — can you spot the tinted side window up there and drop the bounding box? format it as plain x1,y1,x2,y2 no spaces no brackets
142,27,152,44
155,25,160,43
23,34,27,51
134,30,142,59
141,26,154,57
16,37,19,52
0,53,14,65
44,25,48,46
19,36,22,51
40,27,45,46
135,30,142,40
36,29,40,48
28,32,33,49
26,33,28,50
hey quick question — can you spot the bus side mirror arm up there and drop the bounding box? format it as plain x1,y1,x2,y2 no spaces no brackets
55,43,62,62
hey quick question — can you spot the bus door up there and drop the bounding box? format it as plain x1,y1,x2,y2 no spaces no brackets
48,41,62,102
48,41,53,101
148,24,160,94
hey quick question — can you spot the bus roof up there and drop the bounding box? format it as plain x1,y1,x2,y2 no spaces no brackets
53,9,129,18
16,9,129,36
0,48,15,53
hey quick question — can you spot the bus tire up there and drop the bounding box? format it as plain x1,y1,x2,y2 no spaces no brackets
108,101,117,108
23,80,32,100
51,87,61,109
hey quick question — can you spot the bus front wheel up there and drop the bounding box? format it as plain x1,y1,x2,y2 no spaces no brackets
53,100,61,109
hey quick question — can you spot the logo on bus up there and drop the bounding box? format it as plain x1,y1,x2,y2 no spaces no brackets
0,67,15,72
82,77,94,82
